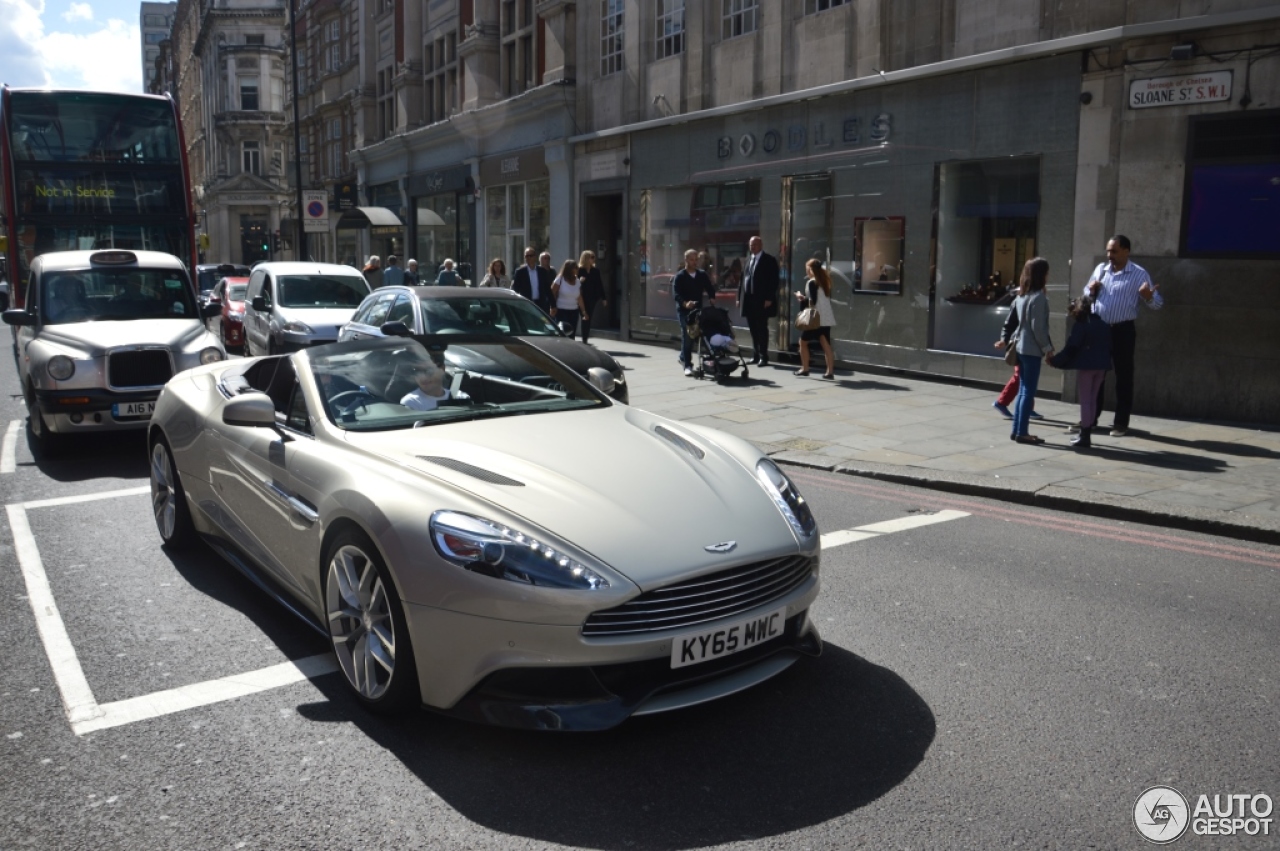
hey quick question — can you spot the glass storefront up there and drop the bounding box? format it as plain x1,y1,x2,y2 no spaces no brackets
485,178,549,278
368,182,404,262
415,192,474,284
931,157,1040,356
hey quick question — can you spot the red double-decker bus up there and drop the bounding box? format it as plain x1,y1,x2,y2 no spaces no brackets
0,87,197,307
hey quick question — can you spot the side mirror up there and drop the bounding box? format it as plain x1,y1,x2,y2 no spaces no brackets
251,295,266,312
380,321,411,337
201,302,222,318
2,309,34,327
222,392,277,427
586,367,615,397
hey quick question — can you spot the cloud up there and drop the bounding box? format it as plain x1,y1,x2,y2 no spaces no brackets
62,2,92,22
0,0,141,92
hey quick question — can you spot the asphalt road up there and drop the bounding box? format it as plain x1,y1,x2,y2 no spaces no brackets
1,346,1277,850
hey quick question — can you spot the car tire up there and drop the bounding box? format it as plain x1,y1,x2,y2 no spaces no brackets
323,529,419,714
149,435,196,549
25,382,64,456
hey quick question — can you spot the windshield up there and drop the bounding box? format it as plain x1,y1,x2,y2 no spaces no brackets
39,267,197,323
9,91,180,164
307,336,607,431
278,274,368,308
423,295,560,336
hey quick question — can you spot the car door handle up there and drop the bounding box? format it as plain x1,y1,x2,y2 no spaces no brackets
264,480,319,524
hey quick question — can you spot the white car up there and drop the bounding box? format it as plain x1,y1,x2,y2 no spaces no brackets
242,262,371,356
2,249,224,453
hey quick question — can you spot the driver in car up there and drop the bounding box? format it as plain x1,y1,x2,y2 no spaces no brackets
400,361,451,411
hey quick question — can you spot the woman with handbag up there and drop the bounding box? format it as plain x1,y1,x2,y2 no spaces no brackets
1008,257,1055,444
793,258,837,378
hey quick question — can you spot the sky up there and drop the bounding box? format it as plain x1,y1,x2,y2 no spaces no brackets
0,0,148,93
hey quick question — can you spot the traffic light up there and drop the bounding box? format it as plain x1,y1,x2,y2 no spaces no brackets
272,230,281,253
260,235,270,253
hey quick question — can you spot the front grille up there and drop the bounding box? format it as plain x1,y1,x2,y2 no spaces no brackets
582,554,814,637
108,349,173,388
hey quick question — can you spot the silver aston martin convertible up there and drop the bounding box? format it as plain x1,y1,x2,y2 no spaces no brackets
148,335,821,730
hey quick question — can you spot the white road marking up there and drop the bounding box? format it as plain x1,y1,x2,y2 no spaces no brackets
1,420,20,473
6,504,104,729
20,486,151,511
820,509,970,550
73,654,338,736
7,491,338,736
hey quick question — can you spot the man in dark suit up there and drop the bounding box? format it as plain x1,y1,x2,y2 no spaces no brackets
511,247,553,311
737,235,779,366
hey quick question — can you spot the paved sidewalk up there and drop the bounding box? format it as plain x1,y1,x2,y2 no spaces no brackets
598,336,1280,544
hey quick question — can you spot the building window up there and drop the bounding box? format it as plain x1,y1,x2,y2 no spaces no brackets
804,0,849,13
424,32,459,124
326,117,343,177
1181,111,1280,258
245,34,264,45
500,0,537,96
722,0,758,39
377,68,395,140
324,19,342,71
242,141,261,176
145,32,167,44
144,13,165,26
656,0,683,60
239,76,259,110
601,0,624,75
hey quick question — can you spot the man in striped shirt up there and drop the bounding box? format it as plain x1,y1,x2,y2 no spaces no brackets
1082,234,1163,437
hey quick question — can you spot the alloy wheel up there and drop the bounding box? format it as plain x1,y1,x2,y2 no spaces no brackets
326,544,398,701
150,440,177,540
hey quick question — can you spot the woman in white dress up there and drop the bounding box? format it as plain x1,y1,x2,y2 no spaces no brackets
794,258,838,379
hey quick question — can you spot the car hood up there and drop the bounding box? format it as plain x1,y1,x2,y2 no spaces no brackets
342,406,798,589
275,306,358,334
519,335,622,374
36,319,212,355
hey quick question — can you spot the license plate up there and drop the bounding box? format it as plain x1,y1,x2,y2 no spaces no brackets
112,401,155,419
670,606,787,669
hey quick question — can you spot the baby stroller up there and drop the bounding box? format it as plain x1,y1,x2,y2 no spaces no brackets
688,304,748,381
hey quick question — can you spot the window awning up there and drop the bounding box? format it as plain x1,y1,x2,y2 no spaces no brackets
336,206,403,230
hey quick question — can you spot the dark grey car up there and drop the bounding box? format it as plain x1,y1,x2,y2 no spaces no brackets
338,286,628,403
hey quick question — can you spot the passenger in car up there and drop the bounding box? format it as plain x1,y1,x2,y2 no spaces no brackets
399,361,451,411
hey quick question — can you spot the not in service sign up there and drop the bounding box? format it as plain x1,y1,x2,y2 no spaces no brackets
1129,71,1233,109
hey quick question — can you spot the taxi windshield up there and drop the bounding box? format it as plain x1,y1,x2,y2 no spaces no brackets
40,268,196,324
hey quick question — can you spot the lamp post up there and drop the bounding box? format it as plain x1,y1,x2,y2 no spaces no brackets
289,0,305,260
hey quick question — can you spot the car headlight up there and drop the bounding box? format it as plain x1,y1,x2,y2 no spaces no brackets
283,320,315,334
199,347,224,364
756,458,817,540
429,510,610,590
47,355,75,381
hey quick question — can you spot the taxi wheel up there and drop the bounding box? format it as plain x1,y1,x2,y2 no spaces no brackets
323,529,418,714
149,435,195,549
25,383,64,456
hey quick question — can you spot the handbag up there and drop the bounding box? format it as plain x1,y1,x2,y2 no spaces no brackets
795,306,821,331
1004,345,1019,367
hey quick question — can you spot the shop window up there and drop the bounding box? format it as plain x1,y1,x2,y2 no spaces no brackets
642,180,760,321
1181,111,1280,258
932,157,1039,357
854,218,904,294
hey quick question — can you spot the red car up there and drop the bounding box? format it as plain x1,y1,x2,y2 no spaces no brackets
209,276,249,352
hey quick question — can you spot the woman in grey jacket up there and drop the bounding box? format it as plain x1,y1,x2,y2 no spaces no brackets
1010,257,1055,444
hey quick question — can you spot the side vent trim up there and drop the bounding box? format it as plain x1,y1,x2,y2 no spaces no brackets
417,456,526,486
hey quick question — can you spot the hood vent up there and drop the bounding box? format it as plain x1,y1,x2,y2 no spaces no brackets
653,424,705,460
417,456,525,487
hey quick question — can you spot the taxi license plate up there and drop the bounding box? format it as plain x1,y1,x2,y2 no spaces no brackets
670,606,787,669
112,401,155,419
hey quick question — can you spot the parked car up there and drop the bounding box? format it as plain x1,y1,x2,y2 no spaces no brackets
338,285,629,403
2,249,224,452
196,263,250,306
147,334,821,729
242,262,371,356
207,276,249,352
